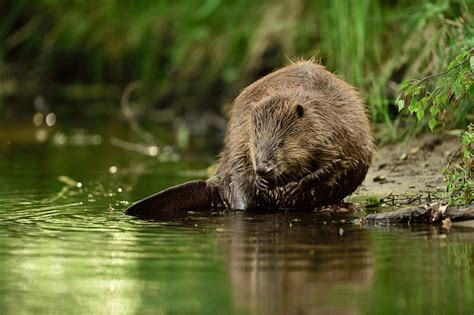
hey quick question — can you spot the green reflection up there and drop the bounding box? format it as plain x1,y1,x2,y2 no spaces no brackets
0,123,473,314
368,228,474,315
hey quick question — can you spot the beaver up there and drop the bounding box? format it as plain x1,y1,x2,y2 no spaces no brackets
125,60,375,216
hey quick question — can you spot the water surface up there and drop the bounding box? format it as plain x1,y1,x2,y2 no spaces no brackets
0,122,473,314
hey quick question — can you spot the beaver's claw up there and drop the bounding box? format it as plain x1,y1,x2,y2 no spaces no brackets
256,176,271,191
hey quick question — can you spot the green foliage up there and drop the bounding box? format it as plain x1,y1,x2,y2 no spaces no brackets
0,0,472,135
0,0,471,121
396,48,474,131
365,196,381,208
396,48,473,205
444,124,473,205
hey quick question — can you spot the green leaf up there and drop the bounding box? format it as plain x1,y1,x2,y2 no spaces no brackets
470,56,474,71
454,81,463,98
408,98,417,113
413,99,422,111
464,147,471,160
448,58,460,71
397,99,405,111
429,118,437,131
421,97,428,109
416,108,425,121
456,50,468,62
399,80,411,91
430,105,439,116
439,94,447,106
434,94,441,107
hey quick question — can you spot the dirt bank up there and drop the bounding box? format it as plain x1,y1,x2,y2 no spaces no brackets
354,133,461,204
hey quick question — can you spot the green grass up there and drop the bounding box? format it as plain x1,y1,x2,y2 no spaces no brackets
1,0,472,134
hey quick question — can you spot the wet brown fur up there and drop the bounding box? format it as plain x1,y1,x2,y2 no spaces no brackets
207,60,375,210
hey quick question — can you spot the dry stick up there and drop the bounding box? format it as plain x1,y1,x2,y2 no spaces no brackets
379,192,425,207
109,137,155,156
120,81,158,145
365,205,474,224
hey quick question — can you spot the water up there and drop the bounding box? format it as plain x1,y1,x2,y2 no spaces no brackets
0,122,473,314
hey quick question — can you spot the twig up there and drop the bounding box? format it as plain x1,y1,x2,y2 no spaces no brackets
415,51,472,86
110,137,158,156
120,81,158,144
366,204,474,224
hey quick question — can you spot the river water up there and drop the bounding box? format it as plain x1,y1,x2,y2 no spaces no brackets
0,121,473,314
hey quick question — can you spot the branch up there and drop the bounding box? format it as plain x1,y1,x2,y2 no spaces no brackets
120,81,158,144
415,51,471,86
365,203,474,224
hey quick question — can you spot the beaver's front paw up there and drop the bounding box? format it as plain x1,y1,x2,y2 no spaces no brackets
255,176,272,191
278,181,300,207
283,181,300,195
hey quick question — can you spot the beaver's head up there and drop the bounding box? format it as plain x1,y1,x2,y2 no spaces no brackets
249,94,318,187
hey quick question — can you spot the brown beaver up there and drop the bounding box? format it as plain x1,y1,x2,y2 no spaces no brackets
125,60,374,216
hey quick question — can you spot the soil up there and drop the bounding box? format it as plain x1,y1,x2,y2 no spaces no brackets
353,133,462,204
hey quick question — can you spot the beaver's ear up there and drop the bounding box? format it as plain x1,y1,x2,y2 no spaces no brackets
295,104,304,117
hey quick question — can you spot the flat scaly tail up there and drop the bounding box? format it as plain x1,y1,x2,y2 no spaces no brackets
124,180,222,219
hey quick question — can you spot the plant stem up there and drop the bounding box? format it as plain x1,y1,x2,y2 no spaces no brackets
416,51,472,85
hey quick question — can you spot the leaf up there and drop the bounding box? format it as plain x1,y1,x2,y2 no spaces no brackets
408,98,419,113
439,94,447,106
429,118,437,131
456,50,468,62
399,80,411,91
430,105,440,116
470,56,474,71
464,147,470,160
397,99,405,111
416,108,425,121
434,94,441,107
421,97,428,109
454,81,463,98
448,60,457,71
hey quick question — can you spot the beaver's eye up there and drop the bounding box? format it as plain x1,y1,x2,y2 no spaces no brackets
278,141,284,148
295,104,304,117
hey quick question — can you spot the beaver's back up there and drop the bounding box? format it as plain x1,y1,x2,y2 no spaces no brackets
211,60,374,210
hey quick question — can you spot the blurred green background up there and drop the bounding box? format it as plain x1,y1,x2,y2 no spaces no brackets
0,3,473,314
0,0,472,140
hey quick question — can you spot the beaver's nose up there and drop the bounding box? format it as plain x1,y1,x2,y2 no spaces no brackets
256,165,272,178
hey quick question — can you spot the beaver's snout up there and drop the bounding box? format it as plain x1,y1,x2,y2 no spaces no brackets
256,164,273,178
255,163,277,190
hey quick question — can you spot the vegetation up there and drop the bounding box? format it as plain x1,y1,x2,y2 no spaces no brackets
397,48,473,132
1,0,473,204
443,124,473,205
1,1,472,130
397,48,473,205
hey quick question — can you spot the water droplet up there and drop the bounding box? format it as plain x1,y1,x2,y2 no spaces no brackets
34,129,48,142
148,146,158,156
45,113,56,127
33,95,46,110
91,135,102,145
52,132,67,146
33,113,44,126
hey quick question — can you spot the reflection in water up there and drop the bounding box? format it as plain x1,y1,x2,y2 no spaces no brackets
0,124,473,314
0,203,143,314
220,213,373,315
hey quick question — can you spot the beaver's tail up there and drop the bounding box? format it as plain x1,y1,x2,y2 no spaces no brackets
124,180,223,219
